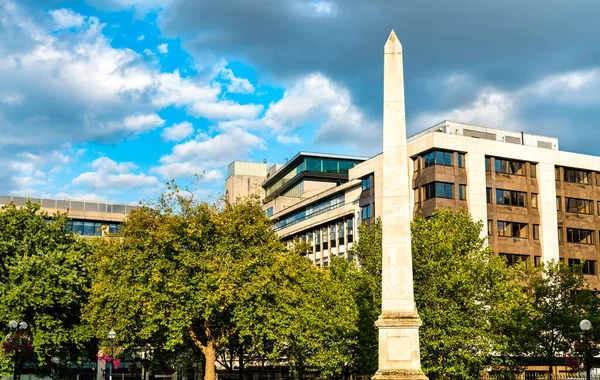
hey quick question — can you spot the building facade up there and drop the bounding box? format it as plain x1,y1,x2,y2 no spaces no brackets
0,195,135,236
226,120,600,289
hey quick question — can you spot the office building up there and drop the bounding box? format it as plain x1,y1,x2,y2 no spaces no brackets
226,120,600,289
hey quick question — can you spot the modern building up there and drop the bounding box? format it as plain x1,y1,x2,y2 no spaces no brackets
0,195,136,236
226,120,600,289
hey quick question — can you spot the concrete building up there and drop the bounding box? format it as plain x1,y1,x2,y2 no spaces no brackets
0,195,135,236
226,119,600,289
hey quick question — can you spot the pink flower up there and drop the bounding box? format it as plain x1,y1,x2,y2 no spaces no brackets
114,359,121,369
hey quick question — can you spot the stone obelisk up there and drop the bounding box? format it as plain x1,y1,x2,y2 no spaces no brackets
373,31,427,380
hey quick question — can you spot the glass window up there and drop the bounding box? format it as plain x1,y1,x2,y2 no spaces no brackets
497,221,528,238
459,184,466,200
426,182,453,199
557,196,562,211
362,176,372,191
566,228,594,245
486,188,492,204
265,207,274,217
566,198,593,215
530,163,537,178
487,220,492,236
584,260,597,275
558,227,563,243
323,159,338,173
458,153,465,168
495,158,525,175
361,204,372,220
485,157,490,172
423,151,453,168
501,253,530,266
555,167,560,181
72,220,84,235
564,168,590,184
534,256,542,267
496,189,526,207
531,193,538,209
533,225,540,240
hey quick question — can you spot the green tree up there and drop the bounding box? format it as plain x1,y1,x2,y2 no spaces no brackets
348,210,534,379
0,201,92,376
85,187,358,380
527,260,600,378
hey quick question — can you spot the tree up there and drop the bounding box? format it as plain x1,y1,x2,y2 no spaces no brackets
0,201,92,376
348,209,535,379
85,187,358,380
527,260,600,378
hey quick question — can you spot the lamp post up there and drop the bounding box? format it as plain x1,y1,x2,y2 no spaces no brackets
580,319,592,380
8,320,28,380
108,330,116,380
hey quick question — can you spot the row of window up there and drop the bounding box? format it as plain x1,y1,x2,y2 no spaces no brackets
555,167,600,185
558,227,596,245
416,150,466,170
556,196,599,215
494,221,540,240
64,220,122,236
485,157,536,177
486,188,535,208
423,182,467,201
361,176,372,192
273,194,345,231
500,254,597,275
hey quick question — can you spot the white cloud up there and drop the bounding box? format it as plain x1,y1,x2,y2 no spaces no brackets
161,121,194,142
122,113,165,131
218,66,255,94
276,135,302,144
53,192,108,202
137,35,145,41
153,128,264,180
414,68,600,133
312,1,334,15
261,73,380,149
157,43,168,54
50,8,85,30
72,157,161,190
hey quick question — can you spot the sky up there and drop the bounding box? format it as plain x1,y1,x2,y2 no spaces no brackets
1,0,600,204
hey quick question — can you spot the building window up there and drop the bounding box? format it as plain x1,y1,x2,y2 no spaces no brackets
501,253,530,266
67,220,103,236
347,218,354,243
497,221,528,238
534,256,542,267
568,259,597,275
495,158,525,176
496,189,526,207
531,193,538,209
564,168,590,184
558,227,563,243
533,225,540,240
487,220,493,236
423,150,453,168
459,184,466,200
566,198,593,215
458,153,465,168
566,228,595,245
556,196,562,211
485,157,491,172
555,167,560,181
596,173,600,186
265,207,274,217
361,176,372,191
486,188,492,204
424,182,453,200
361,204,372,220
530,163,537,178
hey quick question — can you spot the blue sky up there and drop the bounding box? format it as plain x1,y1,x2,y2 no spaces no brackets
1,0,600,204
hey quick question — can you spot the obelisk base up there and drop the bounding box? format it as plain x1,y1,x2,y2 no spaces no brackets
373,312,428,380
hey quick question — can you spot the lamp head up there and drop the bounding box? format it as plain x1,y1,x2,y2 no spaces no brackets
18,321,27,330
8,321,18,329
108,330,116,340
580,319,592,331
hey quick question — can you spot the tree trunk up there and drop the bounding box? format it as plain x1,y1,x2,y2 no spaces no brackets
238,347,245,380
202,341,217,380
189,328,217,380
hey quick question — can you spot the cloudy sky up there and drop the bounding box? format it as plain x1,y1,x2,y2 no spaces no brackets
1,0,600,204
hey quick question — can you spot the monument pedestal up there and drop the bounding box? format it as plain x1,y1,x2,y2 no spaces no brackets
373,312,428,380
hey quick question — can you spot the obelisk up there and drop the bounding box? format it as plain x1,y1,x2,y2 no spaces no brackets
373,31,427,380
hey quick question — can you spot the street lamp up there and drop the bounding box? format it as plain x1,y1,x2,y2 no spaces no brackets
107,330,116,380
8,320,28,380
580,319,592,380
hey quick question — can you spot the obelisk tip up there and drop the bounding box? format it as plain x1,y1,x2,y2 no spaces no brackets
384,30,402,54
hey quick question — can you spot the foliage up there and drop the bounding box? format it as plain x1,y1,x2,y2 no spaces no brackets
0,201,92,374
85,185,357,379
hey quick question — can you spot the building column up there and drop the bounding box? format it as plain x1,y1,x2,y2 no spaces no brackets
466,152,489,238
538,162,560,263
